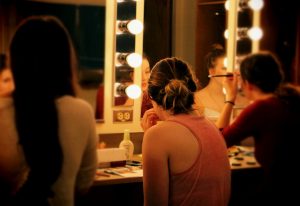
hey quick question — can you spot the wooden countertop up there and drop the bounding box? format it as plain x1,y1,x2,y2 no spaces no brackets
94,146,260,186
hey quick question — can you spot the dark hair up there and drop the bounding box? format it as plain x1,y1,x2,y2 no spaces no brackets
148,57,197,114
9,16,77,203
276,83,300,111
0,53,7,71
240,51,283,93
205,44,225,71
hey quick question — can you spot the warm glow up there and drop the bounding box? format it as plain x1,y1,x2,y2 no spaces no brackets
225,0,264,11
224,58,228,68
126,84,141,99
116,52,142,67
224,0,230,10
248,0,264,11
117,0,138,2
247,27,263,40
126,53,142,68
224,29,229,39
117,19,143,35
127,20,143,35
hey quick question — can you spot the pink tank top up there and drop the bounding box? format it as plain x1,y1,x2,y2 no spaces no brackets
167,114,231,206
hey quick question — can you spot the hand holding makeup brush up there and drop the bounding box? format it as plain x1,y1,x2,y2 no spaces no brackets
223,72,238,103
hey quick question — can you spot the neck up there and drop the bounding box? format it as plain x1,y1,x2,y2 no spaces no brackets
206,80,224,95
160,109,172,121
252,91,274,101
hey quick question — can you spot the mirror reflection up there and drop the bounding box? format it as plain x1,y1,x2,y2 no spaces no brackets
0,0,106,120
113,1,137,107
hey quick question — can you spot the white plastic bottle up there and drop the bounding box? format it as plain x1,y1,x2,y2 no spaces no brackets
119,129,134,161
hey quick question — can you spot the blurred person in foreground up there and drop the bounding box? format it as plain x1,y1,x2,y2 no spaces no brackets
1,15,98,206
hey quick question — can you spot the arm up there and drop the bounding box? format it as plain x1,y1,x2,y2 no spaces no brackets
75,115,98,195
222,100,267,147
216,73,238,129
142,128,169,206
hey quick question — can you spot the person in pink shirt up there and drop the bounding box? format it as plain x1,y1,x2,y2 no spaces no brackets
141,57,231,206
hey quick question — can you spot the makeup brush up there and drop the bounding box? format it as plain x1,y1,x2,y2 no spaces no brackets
208,74,234,78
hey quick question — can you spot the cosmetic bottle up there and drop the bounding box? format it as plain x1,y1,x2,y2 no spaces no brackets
119,129,134,161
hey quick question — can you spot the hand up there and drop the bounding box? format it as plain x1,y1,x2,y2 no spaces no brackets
141,108,159,132
223,72,238,102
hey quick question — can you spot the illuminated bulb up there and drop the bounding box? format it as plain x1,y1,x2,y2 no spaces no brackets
127,20,143,35
117,19,143,35
126,53,142,68
247,27,263,40
116,53,142,68
224,0,230,10
225,0,264,11
224,29,229,39
125,84,141,99
248,0,264,11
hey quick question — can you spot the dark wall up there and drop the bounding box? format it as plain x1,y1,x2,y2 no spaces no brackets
17,1,105,71
260,0,300,83
143,0,173,68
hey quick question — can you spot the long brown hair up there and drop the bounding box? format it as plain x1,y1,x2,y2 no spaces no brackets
9,15,78,204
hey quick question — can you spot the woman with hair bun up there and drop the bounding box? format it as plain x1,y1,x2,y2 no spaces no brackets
141,57,231,206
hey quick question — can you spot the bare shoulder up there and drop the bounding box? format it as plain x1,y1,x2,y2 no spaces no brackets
144,121,191,144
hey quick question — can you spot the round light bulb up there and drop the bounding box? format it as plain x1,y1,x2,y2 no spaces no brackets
248,0,264,11
127,53,142,68
127,20,143,35
224,0,230,10
224,29,229,39
125,84,141,99
247,27,263,40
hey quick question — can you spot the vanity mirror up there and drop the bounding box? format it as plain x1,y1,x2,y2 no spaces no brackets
0,0,106,121
114,1,142,107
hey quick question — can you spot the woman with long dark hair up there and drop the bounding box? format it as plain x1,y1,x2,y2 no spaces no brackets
5,15,98,206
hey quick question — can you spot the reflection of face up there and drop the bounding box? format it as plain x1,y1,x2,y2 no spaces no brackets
0,69,15,97
142,58,150,92
209,57,226,85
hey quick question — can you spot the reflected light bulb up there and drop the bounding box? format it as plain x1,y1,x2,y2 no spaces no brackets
248,0,264,11
127,53,142,68
225,0,230,10
224,29,229,39
224,58,228,68
127,20,143,35
247,27,263,40
125,84,141,99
